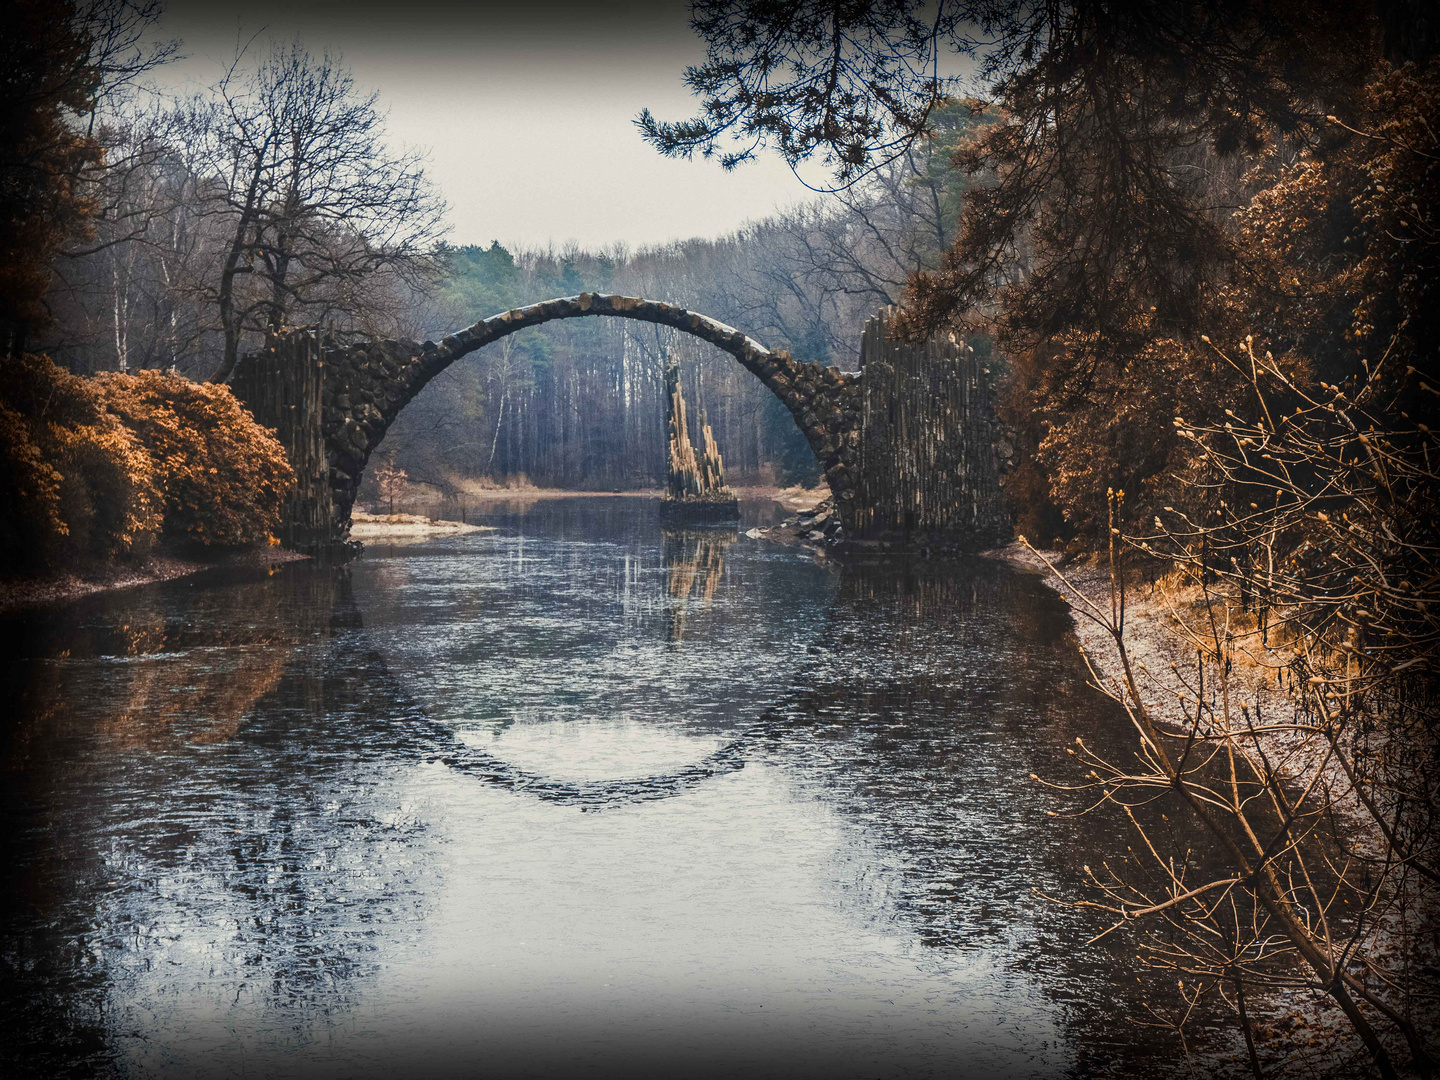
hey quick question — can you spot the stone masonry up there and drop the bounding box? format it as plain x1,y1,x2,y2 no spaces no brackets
229,293,1011,551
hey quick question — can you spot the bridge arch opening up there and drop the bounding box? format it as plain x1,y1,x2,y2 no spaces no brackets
320,294,859,527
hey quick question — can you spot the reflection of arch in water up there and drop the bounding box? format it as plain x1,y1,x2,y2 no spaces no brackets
361,653,764,811
242,557,1065,812
404,556,1071,811
420,734,751,809
310,572,777,811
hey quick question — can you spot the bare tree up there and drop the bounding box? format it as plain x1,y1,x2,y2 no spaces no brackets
46,107,219,373
1026,337,1439,1076
1,0,175,353
195,41,447,382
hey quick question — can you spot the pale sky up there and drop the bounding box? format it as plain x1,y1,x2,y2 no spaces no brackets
147,0,817,252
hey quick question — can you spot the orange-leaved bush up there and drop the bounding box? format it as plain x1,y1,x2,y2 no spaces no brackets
0,354,161,568
93,370,293,547
0,357,296,571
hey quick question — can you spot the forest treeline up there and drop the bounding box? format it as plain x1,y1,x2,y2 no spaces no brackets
24,77,989,499
379,135,978,497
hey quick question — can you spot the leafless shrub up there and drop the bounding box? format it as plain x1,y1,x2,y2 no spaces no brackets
1025,333,1439,1077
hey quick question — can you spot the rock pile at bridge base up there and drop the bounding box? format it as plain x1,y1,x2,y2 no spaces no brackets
745,496,844,549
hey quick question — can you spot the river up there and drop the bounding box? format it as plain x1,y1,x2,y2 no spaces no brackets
0,497,1224,1078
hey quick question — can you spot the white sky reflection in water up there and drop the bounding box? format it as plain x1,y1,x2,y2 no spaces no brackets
334,513,1079,1077
369,761,1071,1080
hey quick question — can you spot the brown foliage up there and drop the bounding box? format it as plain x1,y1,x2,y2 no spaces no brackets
0,355,293,571
93,369,293,547
0,353,158,568
990,40,1440,1080
643,1,1435,543
991,57,1439,547
908,0,1373,345
1223,61,1440,395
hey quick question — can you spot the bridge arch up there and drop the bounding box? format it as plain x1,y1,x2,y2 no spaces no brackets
316,294,862,530
230,295,1011,552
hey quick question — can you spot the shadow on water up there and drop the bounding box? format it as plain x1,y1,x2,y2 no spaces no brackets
0,498,1232,1078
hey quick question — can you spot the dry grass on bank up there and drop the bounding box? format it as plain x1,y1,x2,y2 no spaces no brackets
990,539,1437,1077
348,510,493,540
450,481,662,501
734,482,832,512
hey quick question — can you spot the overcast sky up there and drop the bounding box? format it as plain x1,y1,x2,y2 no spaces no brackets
146,0,816,253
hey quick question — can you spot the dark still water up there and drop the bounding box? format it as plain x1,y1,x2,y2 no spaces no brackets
1,498,1216,1079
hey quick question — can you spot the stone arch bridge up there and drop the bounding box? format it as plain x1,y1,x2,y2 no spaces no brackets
229,294,1012,552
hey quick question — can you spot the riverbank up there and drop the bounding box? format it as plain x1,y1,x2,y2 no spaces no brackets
451,481,829,506
451,481,662,502
0,546,309,613
986,539,1346,810
988,539,1435,1077
992,534,1395,838
374,481,833,535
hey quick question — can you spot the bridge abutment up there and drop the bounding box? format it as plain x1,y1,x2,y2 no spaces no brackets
846,308,1012,549
228,329,336,551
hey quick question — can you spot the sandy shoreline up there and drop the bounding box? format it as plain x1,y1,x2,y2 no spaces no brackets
986,537,1359,833
429,481,829,510
984,540,1280,737
348,510,494,541
445,481,826,501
